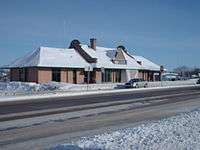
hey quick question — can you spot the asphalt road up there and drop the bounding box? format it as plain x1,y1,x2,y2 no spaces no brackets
0,87,200,150
0,86,200,150
0,86,200,116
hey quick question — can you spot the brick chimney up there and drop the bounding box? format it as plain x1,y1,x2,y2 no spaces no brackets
90,38,96,50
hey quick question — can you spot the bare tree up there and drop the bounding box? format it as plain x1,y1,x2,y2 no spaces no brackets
173,66,191,77
174,66,200,78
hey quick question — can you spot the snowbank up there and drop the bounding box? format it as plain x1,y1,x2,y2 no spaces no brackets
50,108,200,150
0,79,198,96
0,82,73,95
0,82,122,96
148,79,198,88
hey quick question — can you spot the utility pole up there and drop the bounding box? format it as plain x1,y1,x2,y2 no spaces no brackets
85,66,93,91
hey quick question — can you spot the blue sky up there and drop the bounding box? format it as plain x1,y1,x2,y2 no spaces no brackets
0,0,200,70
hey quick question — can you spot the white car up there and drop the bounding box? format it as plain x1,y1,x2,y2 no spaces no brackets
124,78,148,88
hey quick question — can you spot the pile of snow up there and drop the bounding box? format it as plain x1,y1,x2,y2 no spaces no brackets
0,82,78,95
50,108,200,150
0,82,38,95
148,79,198,88
0,79,198,96
0,82,121,96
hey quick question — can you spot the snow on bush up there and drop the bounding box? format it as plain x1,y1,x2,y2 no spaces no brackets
50,108,200,150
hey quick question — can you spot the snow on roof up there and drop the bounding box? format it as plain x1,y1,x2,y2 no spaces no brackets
121,50,144,70
8,44,160,71
9,47,90,68
9,48,40,68
132,55,160,71
81,45,142,70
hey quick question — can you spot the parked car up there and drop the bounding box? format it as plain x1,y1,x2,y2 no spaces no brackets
124,78,148,88
197,78,200,84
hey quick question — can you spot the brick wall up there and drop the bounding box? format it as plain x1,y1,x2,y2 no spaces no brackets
67,70,73,83
10,67,132,84
76,69,84,84
61,69,68,82
95,69,102,83
38,68,52,83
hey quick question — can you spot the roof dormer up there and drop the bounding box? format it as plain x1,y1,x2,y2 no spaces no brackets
112,45,127,65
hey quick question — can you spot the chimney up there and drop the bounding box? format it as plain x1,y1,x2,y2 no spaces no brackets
90,38,96,50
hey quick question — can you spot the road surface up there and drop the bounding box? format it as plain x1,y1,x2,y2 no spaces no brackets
0,86,200,150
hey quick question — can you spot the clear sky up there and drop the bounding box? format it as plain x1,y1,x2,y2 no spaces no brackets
0,0,200,70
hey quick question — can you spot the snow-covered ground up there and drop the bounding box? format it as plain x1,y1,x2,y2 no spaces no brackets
149,79,198,87
50,108,200,150
0,82,121,96
0,79,198,96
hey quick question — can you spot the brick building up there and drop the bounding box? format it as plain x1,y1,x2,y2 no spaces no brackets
6,39,162,83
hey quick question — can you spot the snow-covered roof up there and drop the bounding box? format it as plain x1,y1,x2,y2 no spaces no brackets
81,45,142,70
132,55,160,71
9,47,90,68
8,44,160,71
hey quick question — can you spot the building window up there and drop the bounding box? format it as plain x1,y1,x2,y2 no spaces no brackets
19,68,27,82
105,69,112,82
116,70,121,82
52,68,61,82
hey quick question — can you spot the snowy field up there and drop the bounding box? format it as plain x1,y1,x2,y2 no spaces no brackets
50,108,200,150
0,79,198,96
